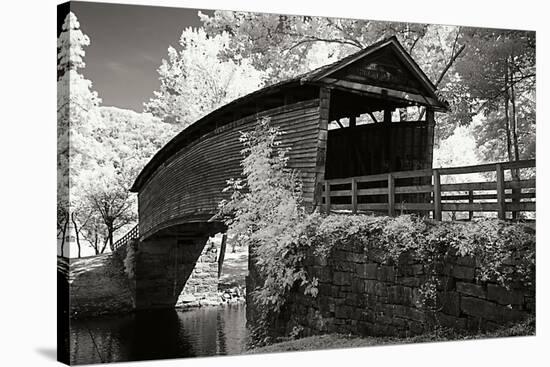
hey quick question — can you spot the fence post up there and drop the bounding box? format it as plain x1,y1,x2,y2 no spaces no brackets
433,169,442,221
511,170,520,220
325,181,331,214
388,173,395,217
496,163,506,220
468,190,474,220
351,177,358,214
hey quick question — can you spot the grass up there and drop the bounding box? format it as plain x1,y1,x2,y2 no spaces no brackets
248,317,535,354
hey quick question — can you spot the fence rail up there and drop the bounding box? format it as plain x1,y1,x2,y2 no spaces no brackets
113,224,139,250
322,159,535,220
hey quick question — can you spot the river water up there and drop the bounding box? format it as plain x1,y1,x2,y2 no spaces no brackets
70,304,248,365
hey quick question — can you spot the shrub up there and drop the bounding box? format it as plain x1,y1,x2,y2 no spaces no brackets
217,118,320,329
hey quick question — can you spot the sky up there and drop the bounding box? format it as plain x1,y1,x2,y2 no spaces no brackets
58,1,212,112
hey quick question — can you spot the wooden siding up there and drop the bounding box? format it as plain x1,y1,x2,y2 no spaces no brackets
312,87,330,207
138,99,321,239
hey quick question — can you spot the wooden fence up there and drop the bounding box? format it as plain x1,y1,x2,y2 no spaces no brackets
113,224,139,250
322,159,535,220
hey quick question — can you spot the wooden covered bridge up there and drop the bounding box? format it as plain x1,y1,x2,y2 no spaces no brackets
123,36,535,309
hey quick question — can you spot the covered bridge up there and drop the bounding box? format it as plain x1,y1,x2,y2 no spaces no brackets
131,36,448,241
127,37,449,309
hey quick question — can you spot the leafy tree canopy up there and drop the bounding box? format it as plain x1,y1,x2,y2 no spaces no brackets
144,28,264,127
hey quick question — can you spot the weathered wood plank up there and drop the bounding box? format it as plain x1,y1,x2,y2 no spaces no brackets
325,181,331,213
327,190,352,197
351,177,358,214
388,173,395,217
433,169,442,221
441,182,497,191
441,192,536,201
395,203,433,211
395,185,433,194
496,164,506,219
437,159,535,175
442,203,500,212
357,187,388,195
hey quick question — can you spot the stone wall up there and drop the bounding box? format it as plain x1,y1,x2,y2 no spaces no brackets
249,244,535,339
176,241,220,308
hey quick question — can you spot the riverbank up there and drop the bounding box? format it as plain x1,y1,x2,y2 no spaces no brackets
248,317,535,354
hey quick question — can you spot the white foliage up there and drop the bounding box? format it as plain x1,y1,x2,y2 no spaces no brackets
57,12,102,209
145,27,265,126
433,125,484,184
57,12,90,72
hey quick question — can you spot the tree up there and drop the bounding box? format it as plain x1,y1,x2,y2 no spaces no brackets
455,29,535,163
58,12,90,74
81,107,179,252
57,11,102,257
199,12,466,87
199,11,467,143
81,165,136,252
57,12,178,256
79,210,108,255
145,28,264,127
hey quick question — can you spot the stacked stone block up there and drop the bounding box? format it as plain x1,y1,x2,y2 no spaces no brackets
176,241,220,308
255,244,535,338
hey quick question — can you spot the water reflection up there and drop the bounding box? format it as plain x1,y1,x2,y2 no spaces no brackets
70,304,248,365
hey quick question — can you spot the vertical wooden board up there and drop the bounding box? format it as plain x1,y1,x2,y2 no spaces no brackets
313,87,331,209
388,173,395,216
351,178,358,213
324,181,331,213
433,169,442,221
496,164,506,219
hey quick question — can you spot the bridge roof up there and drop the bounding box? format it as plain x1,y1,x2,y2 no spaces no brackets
131,36,448,193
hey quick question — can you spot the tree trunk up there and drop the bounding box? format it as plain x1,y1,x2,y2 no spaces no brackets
93,232,100,255
108,229,114,253
71,212,82,258
504,66,514,163
509,60,521,220
509,69,521,162
105,219,115,252
60,215,68,257
218,234,228,278
418,42,465,121
100,237,108,254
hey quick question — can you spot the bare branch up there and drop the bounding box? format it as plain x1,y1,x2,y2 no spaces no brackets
435,44,465,87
